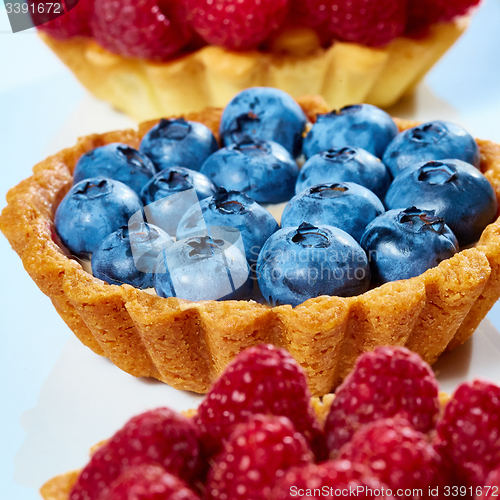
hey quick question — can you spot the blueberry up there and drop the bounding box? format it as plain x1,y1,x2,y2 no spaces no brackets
360,207,459,284
176,188,279,265
153,233,252,301
73,143,156,195
303,104,398,159
200,139,299,204
140,166,216,236
384,159,497,246
256,222,370,306
219,87,307,157
281,182,384,243
295,147,391,199
55,178,143,256
140,118,218,172
382,120,480,177
91,222,173,289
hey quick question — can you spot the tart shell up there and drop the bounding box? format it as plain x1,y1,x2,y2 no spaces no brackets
2,96,500,397
39,18,468,122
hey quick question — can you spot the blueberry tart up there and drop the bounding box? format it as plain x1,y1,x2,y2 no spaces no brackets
2,94,500,396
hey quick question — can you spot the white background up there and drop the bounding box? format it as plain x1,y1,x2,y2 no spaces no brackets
1,1,500,498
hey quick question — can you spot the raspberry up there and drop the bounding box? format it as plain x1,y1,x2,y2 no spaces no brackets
186,0,289,51
407,0,481,35
477,464,500,499
103,464,201,500
206,414,313,500
338,417,443,500
193,344,327,460
324,346,440,454
287,0,332,43
436,380,500,489
331,0,407,46
271,459,395,500
92,0,193,61
290,0,407,47
34,0,94,40
69,408,201,500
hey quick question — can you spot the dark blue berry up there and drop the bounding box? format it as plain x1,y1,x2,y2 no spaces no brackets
295,147,391,200
360,207,459,284
91,222,173,288
140,166,216,236
73,143,155,195
282,182,384,243
384,159,497,246
140,118,218,172
55,178,143,256
382,121,480,177
256,222,370,306
219,87,307,157
200,139,299,204
176,188,279,265
303,104,398,159
153,233,252,301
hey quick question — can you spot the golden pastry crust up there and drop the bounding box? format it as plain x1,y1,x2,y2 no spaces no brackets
39,18,468,122
2,96,500,397
40,470,80,500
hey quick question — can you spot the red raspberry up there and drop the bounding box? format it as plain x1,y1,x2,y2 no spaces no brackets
330,0,407,46
92,0,193,61
290,0,407,47
206,414,314,500
271,459,396,500
186,0,289,51
193,344,327,460
436,380,500,489
287,0,332,43
103,464,200,500
476,464,500,499
69,408,201,500
34,0,94,40
407,0,481,35
324,346,440,455
338,417,443,500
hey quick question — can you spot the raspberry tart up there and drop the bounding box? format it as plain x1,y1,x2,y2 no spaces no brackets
40,345,500,500
35,0,478,121
2,92,500,396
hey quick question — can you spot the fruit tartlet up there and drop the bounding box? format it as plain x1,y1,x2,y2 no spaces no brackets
2,91,500,396
40,345,500,500
34,0,479,121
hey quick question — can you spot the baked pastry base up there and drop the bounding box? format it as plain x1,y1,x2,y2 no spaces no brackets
1,96,500,397
39,19,468,122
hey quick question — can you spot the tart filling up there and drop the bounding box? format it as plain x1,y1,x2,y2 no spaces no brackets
51,90,496,305
34,0,478,119
40,345,500,500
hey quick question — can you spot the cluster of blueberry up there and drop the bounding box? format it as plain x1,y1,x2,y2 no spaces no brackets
55,87,497,306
